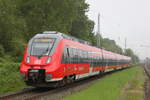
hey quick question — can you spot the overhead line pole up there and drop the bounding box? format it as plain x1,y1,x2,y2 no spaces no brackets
125,37,127,54
97,13,104,68
97,13,102,47
97,13,100,47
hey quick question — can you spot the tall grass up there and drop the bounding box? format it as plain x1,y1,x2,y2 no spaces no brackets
63,67,143,100
0,63,28,94
118,67,144,100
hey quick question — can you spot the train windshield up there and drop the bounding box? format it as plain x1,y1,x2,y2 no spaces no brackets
30,38,55,56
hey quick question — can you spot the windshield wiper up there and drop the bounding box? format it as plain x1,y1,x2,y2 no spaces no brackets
38,48,49,58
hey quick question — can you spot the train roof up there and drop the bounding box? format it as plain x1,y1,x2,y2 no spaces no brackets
32,31,131,60
33,31,91,45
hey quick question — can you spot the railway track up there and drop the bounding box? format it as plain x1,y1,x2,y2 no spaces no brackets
144,64,150,78
0,68,128,100
143,64,150,100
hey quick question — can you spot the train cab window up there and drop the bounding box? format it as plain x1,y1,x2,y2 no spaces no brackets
30,38,55,57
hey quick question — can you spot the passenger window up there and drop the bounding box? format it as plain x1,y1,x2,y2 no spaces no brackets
67,48,70,57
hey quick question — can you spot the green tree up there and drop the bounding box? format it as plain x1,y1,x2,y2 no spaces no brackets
0,0,95,61
0,0,139,63
125,49,139,63
0,44,4,56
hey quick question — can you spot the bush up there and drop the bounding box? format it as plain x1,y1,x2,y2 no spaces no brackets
0,55,15,63
0,57,6,62
0,44,5,57
0,63,28,94
9,38,26,62
4,55,15,62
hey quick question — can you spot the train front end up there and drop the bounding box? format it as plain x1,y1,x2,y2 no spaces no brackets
20,32,63,87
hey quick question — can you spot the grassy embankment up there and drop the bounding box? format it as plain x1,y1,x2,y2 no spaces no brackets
63,67,145,100
0,63,28,95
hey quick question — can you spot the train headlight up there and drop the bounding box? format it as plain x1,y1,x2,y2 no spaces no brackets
26,56,30,64
46,74,52,81
20,73,26,80
46,57,51,64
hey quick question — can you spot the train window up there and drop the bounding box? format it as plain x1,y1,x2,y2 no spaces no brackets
95,56,98,66
85,51,88,59
67,48,70,57
66,47,71,63
71,48,74,62
69,48,73,58
70,48,72,63
80,50,83,61
88,52,89,60
88,52,91,63
107,59,109,66
110,59,113,65
112,59,115,65
97,56,100,66
82,50,84,62
81,50,84,59
93,57,96,67
84,51,87,59
78,49,81,63
103,58,107,66
61,47,69,63
99,57,102,66
110,59,113,66
30,38,55,56
76,49,80,63
74,48,78,63
90,54,92,63
62,47,80,64
80,49,83,63
96,56,98,66
97,56,99,66
82,51,85,63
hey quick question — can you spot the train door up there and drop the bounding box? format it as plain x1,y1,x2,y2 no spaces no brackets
62,47,71,76
66,47,72,75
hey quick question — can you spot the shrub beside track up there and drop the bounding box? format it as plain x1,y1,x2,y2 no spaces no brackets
0,63,28,94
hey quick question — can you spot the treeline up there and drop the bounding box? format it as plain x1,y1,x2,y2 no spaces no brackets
0,0,139,63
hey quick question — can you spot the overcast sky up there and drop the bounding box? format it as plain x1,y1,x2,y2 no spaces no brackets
86,0,150,59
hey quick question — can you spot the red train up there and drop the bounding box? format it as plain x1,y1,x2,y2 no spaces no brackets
20,31,131,87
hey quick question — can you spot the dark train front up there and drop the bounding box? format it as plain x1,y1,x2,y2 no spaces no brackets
20,31,64,87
